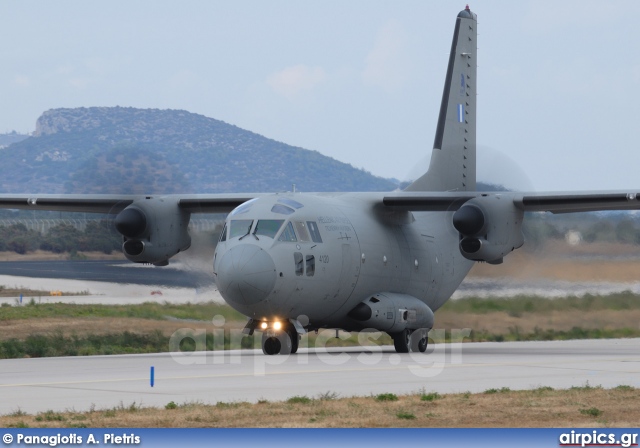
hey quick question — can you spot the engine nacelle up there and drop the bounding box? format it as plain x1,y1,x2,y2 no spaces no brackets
452,195,524,263
347,293,434,333
114,197,191,266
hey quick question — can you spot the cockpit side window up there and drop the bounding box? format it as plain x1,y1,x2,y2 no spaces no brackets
254,220,284,239
229,220,253,239
219,223,227,242
307,221,322,243
294,221,310,242
277,222,297,242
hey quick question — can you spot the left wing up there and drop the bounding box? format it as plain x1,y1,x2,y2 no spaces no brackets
382,190,640,213
382,189,640,264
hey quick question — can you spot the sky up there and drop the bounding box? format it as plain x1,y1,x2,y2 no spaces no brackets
1,1,638,192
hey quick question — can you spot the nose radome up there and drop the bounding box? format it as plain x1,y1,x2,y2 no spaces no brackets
216,244,276,306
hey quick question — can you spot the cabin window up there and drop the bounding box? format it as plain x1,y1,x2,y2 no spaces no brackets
229,220,253,239
271,204,295,215
307,221,322,243
254,220,284,239
278,222,297,242
305,255,315,277
294,252,303,276
295,221,311,242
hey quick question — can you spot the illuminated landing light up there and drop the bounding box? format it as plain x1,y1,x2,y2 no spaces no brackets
260,322,268,330
273,321,282,331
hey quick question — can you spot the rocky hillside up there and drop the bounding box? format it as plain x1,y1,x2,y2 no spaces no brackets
0,107,397,194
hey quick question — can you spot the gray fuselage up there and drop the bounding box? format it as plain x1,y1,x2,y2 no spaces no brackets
213,192,473,332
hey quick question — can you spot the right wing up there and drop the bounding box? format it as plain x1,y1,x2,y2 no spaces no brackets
0,193,259,214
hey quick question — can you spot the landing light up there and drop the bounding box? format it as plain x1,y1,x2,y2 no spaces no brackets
273,321,282,331
260,322,268,330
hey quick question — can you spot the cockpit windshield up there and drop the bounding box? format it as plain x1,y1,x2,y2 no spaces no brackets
254,220,284,239
229,220,253,239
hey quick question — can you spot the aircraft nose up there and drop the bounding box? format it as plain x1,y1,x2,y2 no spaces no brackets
216,244,277,306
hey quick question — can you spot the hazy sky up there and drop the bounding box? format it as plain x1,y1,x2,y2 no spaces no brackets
1,1,638,191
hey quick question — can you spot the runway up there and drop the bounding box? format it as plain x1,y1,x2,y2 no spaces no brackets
0,260,213,288
0,260,223,306
1,338,638,414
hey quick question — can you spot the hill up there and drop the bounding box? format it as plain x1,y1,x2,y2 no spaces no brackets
0,107,397,194
0,131,29,148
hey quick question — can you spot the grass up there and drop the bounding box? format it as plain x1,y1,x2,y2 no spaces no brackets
35,410,66,422
0,300,245,321
0,329,169,358
287,396,312,405
396,411,416,420
0,293,639,359
375,393,398,402
0,385,636,428
420,392,441,401
484,387,511,394
580,407,603,417
440,291,640,314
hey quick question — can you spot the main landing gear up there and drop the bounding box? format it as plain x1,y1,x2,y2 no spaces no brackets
261,322,299,355
390,329,429,353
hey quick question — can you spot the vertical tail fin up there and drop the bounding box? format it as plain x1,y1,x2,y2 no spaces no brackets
406,6,477,192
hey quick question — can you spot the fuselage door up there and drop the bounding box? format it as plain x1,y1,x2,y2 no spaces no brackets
337,243,359,301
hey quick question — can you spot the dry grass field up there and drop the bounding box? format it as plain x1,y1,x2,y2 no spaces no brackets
2,306,637,345
0,386,637,428
469,241,640,282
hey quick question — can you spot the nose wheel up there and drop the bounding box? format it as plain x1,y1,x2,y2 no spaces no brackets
391,329,429,353
261,323,299,355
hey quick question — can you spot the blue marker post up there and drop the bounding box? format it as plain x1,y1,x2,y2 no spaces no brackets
19,293,22,304
150,366,155,387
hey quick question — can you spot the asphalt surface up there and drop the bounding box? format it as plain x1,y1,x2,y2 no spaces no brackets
0,339,638,414
0,260,213,288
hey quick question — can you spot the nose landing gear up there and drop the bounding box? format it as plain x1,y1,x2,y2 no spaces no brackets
261,323,300,355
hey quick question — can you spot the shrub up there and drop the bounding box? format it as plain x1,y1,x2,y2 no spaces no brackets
375,393,398,402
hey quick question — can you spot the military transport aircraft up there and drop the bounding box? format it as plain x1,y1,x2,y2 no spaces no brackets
2,6,639,355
